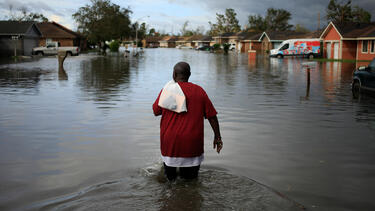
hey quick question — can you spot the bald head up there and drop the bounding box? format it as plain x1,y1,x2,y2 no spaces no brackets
173,62,191,82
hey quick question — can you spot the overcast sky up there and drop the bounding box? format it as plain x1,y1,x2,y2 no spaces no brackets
0,0,374,34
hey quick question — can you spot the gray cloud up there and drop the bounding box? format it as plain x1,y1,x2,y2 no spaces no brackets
0,0,63,16
171,0,375,30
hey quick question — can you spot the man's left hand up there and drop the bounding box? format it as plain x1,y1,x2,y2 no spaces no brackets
213,137,223,154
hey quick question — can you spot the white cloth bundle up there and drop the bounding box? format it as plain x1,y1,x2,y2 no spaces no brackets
158,80,187,113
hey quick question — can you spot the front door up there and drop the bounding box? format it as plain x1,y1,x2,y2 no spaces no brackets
333,42,339,59
327,43,331,59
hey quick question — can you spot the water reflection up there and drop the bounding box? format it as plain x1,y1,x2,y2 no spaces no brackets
0,69,43,95
0,49,375,211
78,56,131,103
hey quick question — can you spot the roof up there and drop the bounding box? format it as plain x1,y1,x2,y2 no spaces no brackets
176,36,191,42
37,22,78,39
160,36,179,42
320,22,375,39
264,31,312,41
335,22,375,38
187,34,204,41
0,21,37,35
213,32,236,38
144,36,162,42
238,31,263,41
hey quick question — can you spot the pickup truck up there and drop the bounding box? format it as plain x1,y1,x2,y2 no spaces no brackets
32,42,80,56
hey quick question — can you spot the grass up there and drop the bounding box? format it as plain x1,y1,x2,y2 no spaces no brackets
312,58,372,63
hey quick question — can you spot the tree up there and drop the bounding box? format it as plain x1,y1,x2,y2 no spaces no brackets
72,0,132,45
148,28,156,36
326,0,353,24
209,8,241,36
247,8,293,32
6,5,48,22
247,14,267,31
326,0,371,24
351,6,371,23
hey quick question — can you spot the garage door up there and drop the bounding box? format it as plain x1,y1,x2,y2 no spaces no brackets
23,38,39,56
333,42,339,59
326,43,331,59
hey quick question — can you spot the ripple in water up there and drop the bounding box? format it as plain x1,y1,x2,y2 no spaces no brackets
30,163,305,211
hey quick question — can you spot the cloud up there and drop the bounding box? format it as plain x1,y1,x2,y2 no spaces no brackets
167,0,375,30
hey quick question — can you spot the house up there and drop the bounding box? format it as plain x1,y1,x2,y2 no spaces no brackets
236,31,262,53
159,36,179,48
0,21,41,56
212,32,236,45
142,36,162,48
320,21,375,61
36,22,85,49
175,36,192,47
192,36,212,48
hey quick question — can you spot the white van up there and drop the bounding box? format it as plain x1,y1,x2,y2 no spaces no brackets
270,39,321,59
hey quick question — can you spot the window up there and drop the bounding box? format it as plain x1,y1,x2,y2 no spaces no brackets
371,40,374,53
362,40,368,53
280,43,289,50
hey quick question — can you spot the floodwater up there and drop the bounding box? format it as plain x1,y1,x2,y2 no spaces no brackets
0,49,374,211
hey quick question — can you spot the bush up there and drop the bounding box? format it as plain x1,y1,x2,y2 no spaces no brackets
109,40,120,52
212,43,221,50
222,43,230,53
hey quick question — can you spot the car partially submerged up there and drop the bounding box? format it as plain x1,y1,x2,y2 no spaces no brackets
352,58,375,98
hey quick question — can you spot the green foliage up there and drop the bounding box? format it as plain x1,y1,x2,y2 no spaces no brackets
132,22,147,40
222,43,230,53
212,43,221,50
72,0,132,44
209,8,241,36
247,8,292,32
351,6,371,23
326,0,371,24
109,40,120,52
6,6,48,22
247,14,267,31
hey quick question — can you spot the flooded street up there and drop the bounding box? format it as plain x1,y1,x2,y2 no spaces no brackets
0,48,375,211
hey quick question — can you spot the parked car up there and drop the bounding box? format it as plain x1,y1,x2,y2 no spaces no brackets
32,42,80,56
270,39,321,59
229,43,236,50
196,46,212,51
352,58,375,98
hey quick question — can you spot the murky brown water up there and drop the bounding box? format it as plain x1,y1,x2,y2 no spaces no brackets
0,49,374,211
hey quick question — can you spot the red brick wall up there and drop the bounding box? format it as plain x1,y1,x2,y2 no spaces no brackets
324,26,341,40
341,40,356,60
357,40,375,61
323,25,341,59
252,42,262,51
39,38,74,47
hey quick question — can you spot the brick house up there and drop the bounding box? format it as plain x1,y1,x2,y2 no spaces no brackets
192,36,212,48
320,22,375,60
238,31,262,53
0,21,41,56
258,31,313,54
159,36,178,48
36,22,85,49
142,36,162,48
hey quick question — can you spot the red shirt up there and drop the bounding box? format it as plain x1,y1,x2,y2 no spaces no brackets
153,82,217,157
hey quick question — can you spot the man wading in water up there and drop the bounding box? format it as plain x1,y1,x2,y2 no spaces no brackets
153,61,223,181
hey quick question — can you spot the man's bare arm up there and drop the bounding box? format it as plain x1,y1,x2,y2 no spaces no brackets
208,115,223,153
